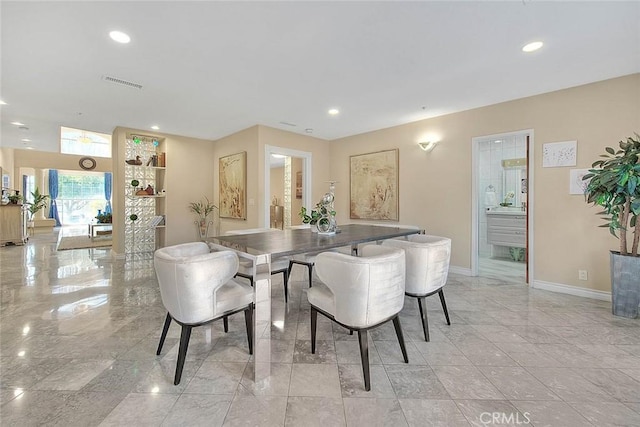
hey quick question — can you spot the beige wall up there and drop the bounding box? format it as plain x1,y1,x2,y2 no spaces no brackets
257,125,332,217
0,148,16,193
212,126,260,234
212,125,331,233
330,73,640,293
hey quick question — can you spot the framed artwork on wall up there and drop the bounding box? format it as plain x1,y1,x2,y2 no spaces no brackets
542,140,577,167
295,171,302,199
219,151,247,219
350,148,399,220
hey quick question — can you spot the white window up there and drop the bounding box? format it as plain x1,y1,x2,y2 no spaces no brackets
60,126,112,158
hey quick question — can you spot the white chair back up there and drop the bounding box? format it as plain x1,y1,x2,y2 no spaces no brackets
382,235,451,295
154,242,239,324
314,245,405,328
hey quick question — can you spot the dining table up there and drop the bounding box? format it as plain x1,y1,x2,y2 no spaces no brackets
205,223,422,381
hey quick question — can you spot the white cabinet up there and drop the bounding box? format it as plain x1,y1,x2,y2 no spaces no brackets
0,204,27,245
487,212,526,248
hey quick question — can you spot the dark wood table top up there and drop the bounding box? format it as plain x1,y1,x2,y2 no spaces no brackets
205,224,421,258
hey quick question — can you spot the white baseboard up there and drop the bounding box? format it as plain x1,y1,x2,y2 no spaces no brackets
532,280,611,301
449,265,472,276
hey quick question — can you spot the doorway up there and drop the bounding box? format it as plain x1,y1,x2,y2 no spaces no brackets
471,130,534,284
263,145,312,229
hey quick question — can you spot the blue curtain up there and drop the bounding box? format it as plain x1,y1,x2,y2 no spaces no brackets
48,169,61,226
22,175,27,200
104,172,112,214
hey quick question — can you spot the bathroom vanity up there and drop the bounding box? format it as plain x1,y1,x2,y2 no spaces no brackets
486,209,526,248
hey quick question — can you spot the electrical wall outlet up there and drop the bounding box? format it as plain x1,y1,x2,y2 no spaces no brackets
578,270,588,281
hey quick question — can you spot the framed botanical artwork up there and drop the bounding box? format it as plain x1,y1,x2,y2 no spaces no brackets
350,148,399,220
542,140,577,167
219,151,247,219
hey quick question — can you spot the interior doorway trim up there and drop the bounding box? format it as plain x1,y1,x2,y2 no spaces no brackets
263,145,312,228
471,129,535,284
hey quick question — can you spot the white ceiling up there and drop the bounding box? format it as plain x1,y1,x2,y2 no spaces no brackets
1,1,639,153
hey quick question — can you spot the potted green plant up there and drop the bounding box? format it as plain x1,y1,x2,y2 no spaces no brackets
7,191,22,204
299,205,320,225
25,187,50,221
583,134,640,318
95,212,112,224
189,197,218,238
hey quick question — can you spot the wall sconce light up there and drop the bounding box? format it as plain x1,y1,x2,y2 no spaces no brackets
418,141,438,152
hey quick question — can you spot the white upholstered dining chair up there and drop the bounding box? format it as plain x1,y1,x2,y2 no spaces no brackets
154,242,254,385
382,235,451,341
308,245,408,391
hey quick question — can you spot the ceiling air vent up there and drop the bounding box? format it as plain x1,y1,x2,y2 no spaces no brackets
101,75,143,90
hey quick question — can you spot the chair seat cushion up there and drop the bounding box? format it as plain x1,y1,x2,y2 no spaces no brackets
307,281,334,315
216,278,254,314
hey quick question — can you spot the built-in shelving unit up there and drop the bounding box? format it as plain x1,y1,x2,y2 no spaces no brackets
124,134,166,260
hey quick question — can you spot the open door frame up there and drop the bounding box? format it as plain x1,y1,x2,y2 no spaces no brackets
470,129,535,284
263,145,312,228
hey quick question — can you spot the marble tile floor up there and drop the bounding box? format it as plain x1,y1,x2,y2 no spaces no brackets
479,256,526,285
1,231,639,426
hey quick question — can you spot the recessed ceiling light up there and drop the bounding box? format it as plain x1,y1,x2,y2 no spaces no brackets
109,30,131,44
305,128,313,134
522,41,543,52
11,121,24,126
151,125,159,130
21,139,31,143
0,100,6,105
328,108,339,115
25,147,34,150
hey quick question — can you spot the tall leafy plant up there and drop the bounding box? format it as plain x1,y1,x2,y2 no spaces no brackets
26,187,50,221
584,134,640,256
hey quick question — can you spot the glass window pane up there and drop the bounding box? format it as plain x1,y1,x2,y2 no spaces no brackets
58,171,107,225
60,126,111,158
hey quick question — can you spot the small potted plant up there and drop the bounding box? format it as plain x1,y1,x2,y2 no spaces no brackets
583,134,640,318
95,212,112,224
7,191,22,204
189,197,218,238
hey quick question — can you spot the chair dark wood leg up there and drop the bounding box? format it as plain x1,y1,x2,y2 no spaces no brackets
307,264,313,288
310,306,318,354
283,270,289,303
438,289,451,325
392,315,409,363
174,324,192,385
223,316,229,333
417,296,430,342
287,261,294,278
357,330,371,391
349,329,354,335
156,313,172,355
244,304,254,355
